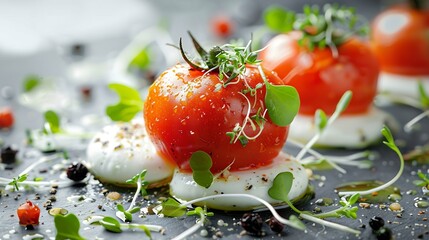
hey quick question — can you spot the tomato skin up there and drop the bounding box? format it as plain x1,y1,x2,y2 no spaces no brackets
371,5,429,76
144,64,288,173
260,32,379,116
0,107,14,128
17,200,40,226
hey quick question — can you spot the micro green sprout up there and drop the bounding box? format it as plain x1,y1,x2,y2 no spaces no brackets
338,126,404,196
116,170,148,222
296,91,352,161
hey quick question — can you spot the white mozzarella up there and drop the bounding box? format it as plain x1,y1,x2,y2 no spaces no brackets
85,119,174,187
378,72,429,97
288,107,398,148
169,152,308,211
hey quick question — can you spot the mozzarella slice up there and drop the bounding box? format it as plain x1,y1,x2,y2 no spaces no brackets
288,107,398,148
378,72,429,97
169,152,308,211
85,119,174,187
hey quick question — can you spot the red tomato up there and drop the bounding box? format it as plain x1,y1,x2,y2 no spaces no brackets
371,5,429,76
144,63,288,173
0,107,14,128
211,15,234,38
260,32,379,116
17,200,40,226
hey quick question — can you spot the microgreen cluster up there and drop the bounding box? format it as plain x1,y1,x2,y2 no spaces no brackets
180,33,260,85
264,4,368,56
180,33,299,146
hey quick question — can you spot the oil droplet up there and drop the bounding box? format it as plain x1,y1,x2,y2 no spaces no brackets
335,180,401,204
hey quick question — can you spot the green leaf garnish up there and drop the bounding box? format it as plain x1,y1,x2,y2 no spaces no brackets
106,83,144,122
264,6,296,33
315,109,327,132
54,213,86,240
413,172,429,187
268,172,302,214
100,216,122,233
8,174,28,191
44,110,61,134
160,198,187,217
268,172,293,201
129,48,151,71
190,151,214,188
418,81,429,108
23,75,42,92
265,83,300,126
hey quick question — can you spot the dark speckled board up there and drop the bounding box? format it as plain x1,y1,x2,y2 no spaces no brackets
1,1,429,239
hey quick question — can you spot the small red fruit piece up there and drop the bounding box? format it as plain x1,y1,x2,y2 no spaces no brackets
17,200,40,226
0,107,14,128
211,15,234,38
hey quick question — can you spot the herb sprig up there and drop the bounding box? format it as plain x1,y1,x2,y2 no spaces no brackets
413,172,429,187
264,4,368,57
338,126,404,196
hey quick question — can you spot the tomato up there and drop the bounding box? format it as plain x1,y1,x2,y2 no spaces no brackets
371,5,429,76
260,32,379,116
17,200,40,226
144,63,288,173
211,15,234,38
0,107,14,128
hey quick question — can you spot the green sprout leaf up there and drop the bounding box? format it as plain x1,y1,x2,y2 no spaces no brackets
190,151,214,188
315,109,327,132
263,6,296,33
129,48,151,71
54,213,86,240
265,83,300,126
289,215,306,230
418,81,429,108
100,216,122,233
8,174,28,191
268,172,293,202
106,83,144,122
23,75,42,92
160,198,187,217
335,91,352,115
44,110,61,134
413,172,429,187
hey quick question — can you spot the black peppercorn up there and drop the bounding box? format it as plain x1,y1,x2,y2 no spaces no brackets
66,162,88,181
369,216,385,231
240,213,263,235
266,216,284,233
1,146,18,164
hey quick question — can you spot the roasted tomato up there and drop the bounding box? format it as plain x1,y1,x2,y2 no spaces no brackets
0,107,14,128
145,63,288,173
371,4,429,76
17,200,40,226
260,5,380,116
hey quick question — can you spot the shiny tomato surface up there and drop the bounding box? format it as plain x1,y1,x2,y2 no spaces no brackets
17,200,40,226
0,107,14,128
144,64,288,173
371,5,429,75
260,32,379,116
